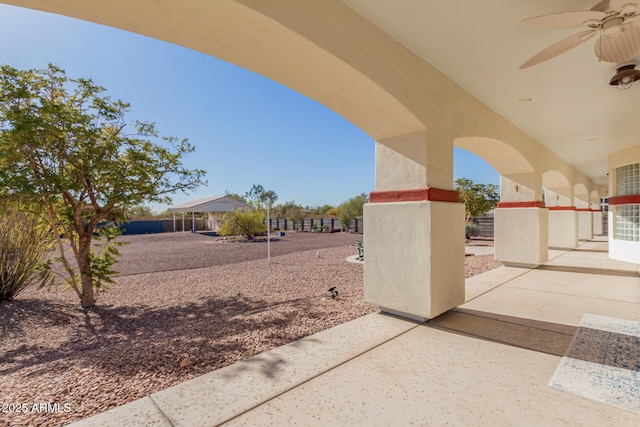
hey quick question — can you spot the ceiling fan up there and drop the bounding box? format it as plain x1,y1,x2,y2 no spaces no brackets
520,0,640,69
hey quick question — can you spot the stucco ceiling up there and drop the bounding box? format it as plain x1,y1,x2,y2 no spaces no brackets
345,0,640,186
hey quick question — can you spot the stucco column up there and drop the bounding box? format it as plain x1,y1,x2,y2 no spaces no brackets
494,175,548,267
545,188,578,249
592,209,603,235
364,132,465,321
573,194,592,241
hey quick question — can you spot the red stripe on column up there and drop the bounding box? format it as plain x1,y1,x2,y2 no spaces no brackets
608,195,640,205
496,201,545,208
576,208,593,212
369,188,459,203
548,206,576,211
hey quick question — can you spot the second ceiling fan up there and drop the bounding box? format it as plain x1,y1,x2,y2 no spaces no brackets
520,0,640,69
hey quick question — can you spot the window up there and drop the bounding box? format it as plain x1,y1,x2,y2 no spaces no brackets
614,164,640,242
616,163,639,196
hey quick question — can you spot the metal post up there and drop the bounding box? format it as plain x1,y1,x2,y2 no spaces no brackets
267,200,271,263
182,212,185,232
173,212,176,232
192,211,195,233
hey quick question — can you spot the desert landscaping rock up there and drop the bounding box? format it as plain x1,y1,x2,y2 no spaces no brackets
0,232,499,427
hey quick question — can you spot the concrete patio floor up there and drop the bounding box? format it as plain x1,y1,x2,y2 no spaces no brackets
71,237,640,426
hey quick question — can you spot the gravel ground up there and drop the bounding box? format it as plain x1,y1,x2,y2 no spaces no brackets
0,232,500,427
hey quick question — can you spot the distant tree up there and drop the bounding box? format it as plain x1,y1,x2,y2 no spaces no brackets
288,206,305,230
219,209,266,240
244,184,278,209
275,201,305,229
0,64,205,308
128,205,156,220
455,178,499,222
326,207,340,217
155,209,173,219
262,190,278,207
244,184,265,205
337,193,368,232
317,204,334,215
224,191,248,204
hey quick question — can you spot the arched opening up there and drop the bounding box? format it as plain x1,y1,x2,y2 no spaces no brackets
453,136,547,267
452,145,501,276
454,137,534,177
574,183,590,208
542,170,572,207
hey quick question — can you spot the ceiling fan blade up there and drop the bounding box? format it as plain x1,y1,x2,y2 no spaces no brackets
521,11,605,29
520,30,597,69
595,22,640,62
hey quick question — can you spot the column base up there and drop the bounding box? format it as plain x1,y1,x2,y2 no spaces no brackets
592,211,603,235
578,210,593,241
548,209,578,249
363,200,465,320
379,307,427,323
495,207,548,268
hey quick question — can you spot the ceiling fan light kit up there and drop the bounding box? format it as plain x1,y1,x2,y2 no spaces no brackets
602,17,625,35
520,1,640,69
609,63,640,88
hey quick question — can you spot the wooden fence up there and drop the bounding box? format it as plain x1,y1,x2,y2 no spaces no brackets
266,218,363,233
473,216,494,237
119,213,611,238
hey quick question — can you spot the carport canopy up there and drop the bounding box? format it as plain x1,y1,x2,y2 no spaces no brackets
167,196,252,232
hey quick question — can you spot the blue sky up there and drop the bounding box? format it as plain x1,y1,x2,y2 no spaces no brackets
0,4,498,212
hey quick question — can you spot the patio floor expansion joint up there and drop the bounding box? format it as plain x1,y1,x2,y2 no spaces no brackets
462,268,533,304
149,395,175,427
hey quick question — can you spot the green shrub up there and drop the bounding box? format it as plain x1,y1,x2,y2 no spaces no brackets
337,193,368,233
0,209,53,301
219,209,266,240
465,222,481,240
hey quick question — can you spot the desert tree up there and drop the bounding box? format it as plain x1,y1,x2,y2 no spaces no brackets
316,204,334,216
0,64,205,307
223,190,247,204
454,178,500,222
274,200,304,230
337,193,368,232
244,184,277,209
128,204,156,220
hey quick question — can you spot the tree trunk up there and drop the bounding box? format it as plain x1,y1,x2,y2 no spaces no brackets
78,236,96,308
